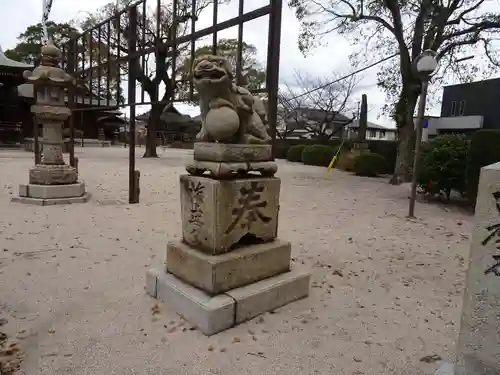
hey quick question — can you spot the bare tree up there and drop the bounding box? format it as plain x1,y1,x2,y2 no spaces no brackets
289,0,500,183
80,0,217,157
278,71,357,141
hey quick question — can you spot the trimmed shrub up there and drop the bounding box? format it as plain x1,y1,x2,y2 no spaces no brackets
276,138,352,158
465,130,500,206
417,134,469,199
367,140,398,174
286,144,307,162
301,144,336,167
353,153,387,177
273,142,289,159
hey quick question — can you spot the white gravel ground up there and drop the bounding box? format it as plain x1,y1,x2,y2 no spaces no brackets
0,147,472,375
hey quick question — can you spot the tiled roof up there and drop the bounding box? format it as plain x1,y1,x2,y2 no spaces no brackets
349,121,396,131
0,45,33,69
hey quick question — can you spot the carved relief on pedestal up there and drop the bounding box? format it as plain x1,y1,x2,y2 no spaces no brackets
29,164,77,185
180,175,280,254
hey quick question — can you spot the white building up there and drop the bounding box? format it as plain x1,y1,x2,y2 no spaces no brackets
420,116,483,142
346,120,397,141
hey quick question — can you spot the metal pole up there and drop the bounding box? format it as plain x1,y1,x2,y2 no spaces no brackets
128,6,138,204
266,0,283,158
408,79,429,218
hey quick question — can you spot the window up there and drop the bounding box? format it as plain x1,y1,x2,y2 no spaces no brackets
379,131,386,139
451,101,457,116
459,100,466,116
369,130,376,138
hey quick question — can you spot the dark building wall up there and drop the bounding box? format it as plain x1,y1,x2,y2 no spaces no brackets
1,81,120,141
440,78,500,129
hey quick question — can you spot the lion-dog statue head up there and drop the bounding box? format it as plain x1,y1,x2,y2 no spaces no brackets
192,55,233,92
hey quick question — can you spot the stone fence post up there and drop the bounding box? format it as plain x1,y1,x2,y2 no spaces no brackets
437,162,500,375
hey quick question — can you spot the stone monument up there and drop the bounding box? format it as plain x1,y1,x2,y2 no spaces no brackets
351,93,369,155
11,39,90,206
146,55,310,335
436,162,500,375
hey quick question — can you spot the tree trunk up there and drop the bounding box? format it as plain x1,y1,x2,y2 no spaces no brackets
389,90,419,185
143,102,163,158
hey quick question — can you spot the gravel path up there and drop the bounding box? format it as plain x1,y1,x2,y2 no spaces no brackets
0,147,471,375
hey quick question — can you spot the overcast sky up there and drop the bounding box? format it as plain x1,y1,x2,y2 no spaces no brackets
0,0,485,128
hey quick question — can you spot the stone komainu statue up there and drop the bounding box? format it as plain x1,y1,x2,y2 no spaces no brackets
191,55,271,144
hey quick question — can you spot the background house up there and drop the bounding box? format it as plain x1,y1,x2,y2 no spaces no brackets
0,45,35,144
277,105,354,139
135,103,201,144
346,120,397,141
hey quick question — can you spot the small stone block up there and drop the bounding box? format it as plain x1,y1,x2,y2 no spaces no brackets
166,240,291,294
435,363,454,375
26,182,86,199
146,268,161,297
226,268,311,324
19,184,28,197
194,142,273,162
155,272,235,335
180,175,280,254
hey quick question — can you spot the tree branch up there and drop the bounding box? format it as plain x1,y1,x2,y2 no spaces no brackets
447,0,485,25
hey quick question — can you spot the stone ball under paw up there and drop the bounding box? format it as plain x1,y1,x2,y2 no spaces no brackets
205,107,240,141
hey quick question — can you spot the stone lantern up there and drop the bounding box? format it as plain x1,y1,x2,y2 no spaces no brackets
11,39,90,205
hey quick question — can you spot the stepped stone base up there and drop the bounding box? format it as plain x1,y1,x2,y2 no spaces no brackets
166,240,291,294
12,182,90,206
146,267,310,336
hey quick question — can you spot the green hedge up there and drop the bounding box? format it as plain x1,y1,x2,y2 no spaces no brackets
365,140,398,174
286,145,307,162
301,145,336,167
274,138,397,173
353,153,387,177
275,138,349,160
417,134,469,199
465,130,500,206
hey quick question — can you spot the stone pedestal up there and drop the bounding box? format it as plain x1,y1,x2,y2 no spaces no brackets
147,143,310,335
11,40,89,206
436,162,500,375
186,143,278,178
180,175,280,253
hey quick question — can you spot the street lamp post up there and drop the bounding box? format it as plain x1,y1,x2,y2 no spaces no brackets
408,49,439,218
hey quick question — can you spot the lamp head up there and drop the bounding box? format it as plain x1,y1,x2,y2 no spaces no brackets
414,49,438,78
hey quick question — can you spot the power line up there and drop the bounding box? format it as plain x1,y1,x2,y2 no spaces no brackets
287,52,399,101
